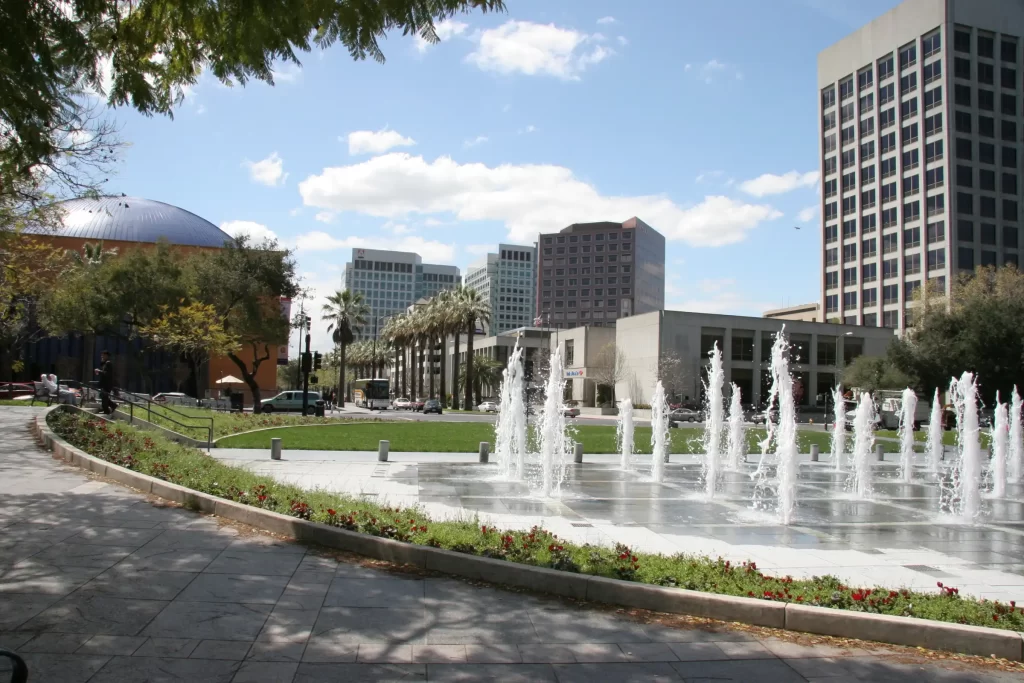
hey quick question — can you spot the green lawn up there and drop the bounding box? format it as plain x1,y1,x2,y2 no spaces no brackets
216,422,902,454
876,428,990,448
129,404,376,441
0,399,34,406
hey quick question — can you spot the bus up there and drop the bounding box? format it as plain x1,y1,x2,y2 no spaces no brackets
352,378,391,410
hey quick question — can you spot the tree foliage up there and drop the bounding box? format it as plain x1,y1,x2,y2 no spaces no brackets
841,355,914,394
3,0,504,190
889,265,1024,403
321,288,369,405
139,301,240,364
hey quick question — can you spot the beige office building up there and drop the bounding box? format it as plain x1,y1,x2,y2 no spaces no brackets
819,0,1024,329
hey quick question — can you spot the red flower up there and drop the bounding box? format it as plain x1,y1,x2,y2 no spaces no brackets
937,582,943,588
993,614,999,621
796,596,804,602
748,591,755,597
851,592,864,601
327,509,336,516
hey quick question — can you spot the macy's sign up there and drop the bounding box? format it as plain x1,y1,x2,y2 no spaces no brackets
564,368,586,378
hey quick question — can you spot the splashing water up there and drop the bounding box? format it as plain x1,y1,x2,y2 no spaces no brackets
830,384,847,472
537,347,571,497
849,392,876,499
725,384,746,471
991,393,1008,498
1010,387,1023,484
650,381,670,482
945,372,983,522
494,343,528,480
751,328,799,524
898,388,918,483
617,398,635,470
701,342,726,497
925,388,944,473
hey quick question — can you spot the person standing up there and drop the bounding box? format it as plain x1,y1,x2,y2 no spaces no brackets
94,350,117,415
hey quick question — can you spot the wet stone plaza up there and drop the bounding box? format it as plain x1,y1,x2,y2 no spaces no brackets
216,451,1024,606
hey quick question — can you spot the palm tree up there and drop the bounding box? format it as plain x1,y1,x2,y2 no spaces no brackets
321,289,369,407
447,285,468,410
459,287,492,411
431,290,458,407
381,317,403,397
458,355,503,407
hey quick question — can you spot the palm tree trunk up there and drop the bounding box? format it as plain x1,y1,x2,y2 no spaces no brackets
450,329,460,410
464,317,475,411
413,341,420,399
428,336,435,399
402,344,408,397
393,347,400,398
439,333,448,407
339,342,347,406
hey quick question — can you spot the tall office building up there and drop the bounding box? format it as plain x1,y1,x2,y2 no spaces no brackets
819,0,1024,329
464,243,537,334
535,217,665,328
341,248,460,340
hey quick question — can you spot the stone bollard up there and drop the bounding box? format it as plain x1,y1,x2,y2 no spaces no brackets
574,443,584,463
875,444,885,461
378,440,390,462
809,444,819,462
479,442,490,463
271,438,282,461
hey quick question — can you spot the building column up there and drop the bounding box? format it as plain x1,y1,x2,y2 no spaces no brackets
751,330,762,407
722,328,734,391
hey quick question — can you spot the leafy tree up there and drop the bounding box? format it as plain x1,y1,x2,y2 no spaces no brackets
139,301,240,397
657,351,689,405
189,236,299,411
5,0,504,188
889,265,1024,403
591,343,628,406
842,355,914,394
457,354,502,407
321,289,369,406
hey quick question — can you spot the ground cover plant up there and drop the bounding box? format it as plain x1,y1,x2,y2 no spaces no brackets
46,408,1022,632
216,422,911,454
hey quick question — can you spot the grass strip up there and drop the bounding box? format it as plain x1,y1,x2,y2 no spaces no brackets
46,409,1022,632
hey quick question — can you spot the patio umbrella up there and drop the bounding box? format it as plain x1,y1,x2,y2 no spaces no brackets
215,375,244,385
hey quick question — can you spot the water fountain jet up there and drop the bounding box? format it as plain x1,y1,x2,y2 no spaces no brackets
991,393,1008,498
701,343,726,497
724,384,746,471
946,372,983,521
1010,387,1023,484
617,398,635,470
537,348,570,497
849,392,876,499
925,389,944,473
830,385,846,472
650,381,670,482
898,388,918,483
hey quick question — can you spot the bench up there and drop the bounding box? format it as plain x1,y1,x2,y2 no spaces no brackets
29,381,56,407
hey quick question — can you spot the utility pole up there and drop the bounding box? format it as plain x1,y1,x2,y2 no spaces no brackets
301,332,312,414
294,300,306,389
371,315,378,380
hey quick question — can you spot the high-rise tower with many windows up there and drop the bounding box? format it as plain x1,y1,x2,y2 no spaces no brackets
819,0,1024,329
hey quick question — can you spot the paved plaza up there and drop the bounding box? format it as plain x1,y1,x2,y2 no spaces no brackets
214,447,1024,606
1,408,1022,682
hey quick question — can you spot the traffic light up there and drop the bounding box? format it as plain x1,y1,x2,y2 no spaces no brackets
313,351,322,370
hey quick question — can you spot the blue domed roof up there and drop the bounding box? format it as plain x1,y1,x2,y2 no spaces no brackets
42,196,232,248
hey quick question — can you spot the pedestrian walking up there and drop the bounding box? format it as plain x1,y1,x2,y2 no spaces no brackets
94,350,117,414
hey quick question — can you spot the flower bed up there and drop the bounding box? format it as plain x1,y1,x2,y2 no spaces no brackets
47,410,1024,632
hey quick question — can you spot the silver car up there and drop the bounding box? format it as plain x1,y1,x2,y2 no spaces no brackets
261,391,321,415
477,401,498,412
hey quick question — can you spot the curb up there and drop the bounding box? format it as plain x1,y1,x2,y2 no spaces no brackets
31,408,1024,662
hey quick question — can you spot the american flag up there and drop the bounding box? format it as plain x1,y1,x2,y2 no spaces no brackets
533,315,544,326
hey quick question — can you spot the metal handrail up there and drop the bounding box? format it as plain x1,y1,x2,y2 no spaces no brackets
81,383,214,450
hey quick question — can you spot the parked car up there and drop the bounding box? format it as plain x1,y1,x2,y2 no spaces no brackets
478,401,498,413
422,399,443,414
563,402,580,418
260,390,321,415
411,398,425,411
669,408,701,426
392,397,412,410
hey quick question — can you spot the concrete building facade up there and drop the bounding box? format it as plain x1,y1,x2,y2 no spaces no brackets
550,325,616,407
445,327,554,403
764,303,821,322
536,217,665,330
464,244,537,335
819,0,1024,329
615,311,897,409
341,248,460,341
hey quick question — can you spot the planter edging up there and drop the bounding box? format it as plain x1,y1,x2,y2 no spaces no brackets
30,407,1024,662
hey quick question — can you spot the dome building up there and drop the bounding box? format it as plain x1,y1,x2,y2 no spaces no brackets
20,197,280,405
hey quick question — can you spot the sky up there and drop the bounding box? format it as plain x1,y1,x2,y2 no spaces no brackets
93,0,904,356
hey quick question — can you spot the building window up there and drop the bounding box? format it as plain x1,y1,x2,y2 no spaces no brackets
924,112,942,136
981,196,996,218
882,207,898,228
842,171,856,192
843,219,857,239
883,284,899,304
878,54,894,80
880,107,896,129
843,266,857,286
924,60,942,84
927,194,945,217
956,138,972,160
1005,226,1019,248
862,214,877,233
883,258,899,279
959,247,975,271
1002,38,1018,62
882,182,897,203
824,156,837,175
978,62,994,85
1003,93,1018,115
862,288,878,307
982,251,997,267
906,280,921,301
858,67,873,91
957,192,974,215
955,84,971,106
881,157,897,178
979,88,994,111
863,262,878,283
926,139,943,162
861,189,876,209
927,248,946,270
842,196,857,215
880,132,896,154
860,92,874,113
862,237,877,257
903,148,920,170
825,223,838,243
900,42,917,69
843,243,857,262
978,34,994,57
842,149,856,167
903,200,921,222
958,219,974,241
926,167,944,189
1005,200,1019,223
954,56,971,79
843,291,858,309
955,111,972,133
824,133,837,153
883,310,900,328
860,118,874,137
980,168,996,190
731,336,754,362
825,248,838,267
861,165,876,185
1005,147,1018,168
826,294,839,314
978,116,994,138
880,82,895,104
922,31,941,57
900,98,918,119
903,175,920,197
840,77,854,100
927,220,945,242
980,143,995,165
954,29,971,53
904,226,922,248
1003,120,1018,142
825,202,838,221
900,72,917,93
864,312,878,327
905,253,922,275
1002,66,1017,89
825,271,839,290
883,233,899,254
924,88,943,112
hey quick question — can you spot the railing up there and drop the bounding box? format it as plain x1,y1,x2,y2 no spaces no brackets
80,383,214,449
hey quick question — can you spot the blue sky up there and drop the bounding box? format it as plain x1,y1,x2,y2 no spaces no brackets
97,0,902,353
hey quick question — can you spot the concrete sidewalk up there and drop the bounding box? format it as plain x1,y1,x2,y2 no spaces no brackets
1,406,1020,682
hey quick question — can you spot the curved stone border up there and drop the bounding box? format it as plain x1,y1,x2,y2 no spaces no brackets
213,419,382,445
31,407,1024,662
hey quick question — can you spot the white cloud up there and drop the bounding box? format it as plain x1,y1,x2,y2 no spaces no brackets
314,211,336,224
289,207,303,217
739,170,820,197
666,278,774,316
519,125,537,134
294,231,455,264
383,221,411,235
596,16,617,25
686,59,741,84
424,218,444,227
298,153,782,247
797,205,819,223
466,20,612,80
415,19,469,52
242,152,288,187
345,128,416,156
617,36,629,46
196,104,207,115
463,135,489,148
271,62,302,84
694,170,723,183
220,220,279,242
